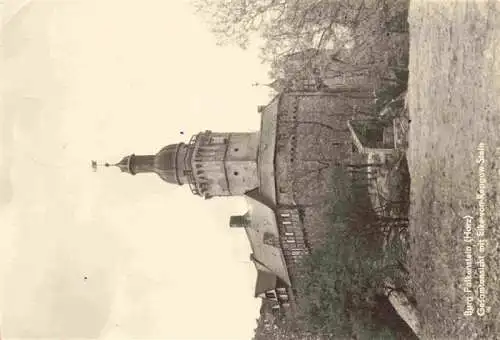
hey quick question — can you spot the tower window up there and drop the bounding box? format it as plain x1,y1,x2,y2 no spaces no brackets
234,148,239,152
234,171,239,176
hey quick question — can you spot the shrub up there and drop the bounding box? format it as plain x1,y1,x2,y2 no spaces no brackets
290,166,412,339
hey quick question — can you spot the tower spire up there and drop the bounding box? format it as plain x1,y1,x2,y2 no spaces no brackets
91,155,136,174
91,146,189,185
91,160,112,172
95,130,259,198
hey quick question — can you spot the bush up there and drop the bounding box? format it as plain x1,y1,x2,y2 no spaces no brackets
290,166,413,340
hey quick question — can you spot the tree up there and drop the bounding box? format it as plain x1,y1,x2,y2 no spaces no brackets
287,165,417,339
191,0,410,97
191,0,382,64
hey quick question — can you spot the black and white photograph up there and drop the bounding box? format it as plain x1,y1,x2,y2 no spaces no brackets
0,0,499,339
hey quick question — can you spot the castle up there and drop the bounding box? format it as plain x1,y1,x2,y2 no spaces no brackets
95,89,396,313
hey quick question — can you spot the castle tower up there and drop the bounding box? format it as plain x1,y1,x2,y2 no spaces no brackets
94,130,260,199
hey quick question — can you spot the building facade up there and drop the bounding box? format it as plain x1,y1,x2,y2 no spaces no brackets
98,90,377,311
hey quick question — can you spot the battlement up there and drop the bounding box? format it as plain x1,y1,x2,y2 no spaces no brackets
187,130,260,198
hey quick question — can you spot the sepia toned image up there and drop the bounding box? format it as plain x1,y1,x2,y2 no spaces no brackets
1,0,499,339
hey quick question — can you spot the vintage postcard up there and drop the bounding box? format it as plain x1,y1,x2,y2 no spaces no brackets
1,0,499,339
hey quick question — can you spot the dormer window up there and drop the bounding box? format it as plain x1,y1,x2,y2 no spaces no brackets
265,290,277,300
263,232,279,247
210,136,227,144
277,287,287,294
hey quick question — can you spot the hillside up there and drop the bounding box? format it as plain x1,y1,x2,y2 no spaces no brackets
406,1,500,339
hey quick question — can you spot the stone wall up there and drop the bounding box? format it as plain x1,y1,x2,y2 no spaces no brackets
274,92,375,282
275,92,372,207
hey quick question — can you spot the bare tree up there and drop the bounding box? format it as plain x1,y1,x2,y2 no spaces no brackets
191,0,382,63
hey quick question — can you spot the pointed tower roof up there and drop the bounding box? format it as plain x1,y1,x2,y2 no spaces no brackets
114,154,135,174
92,142,190,185
92,156,135,174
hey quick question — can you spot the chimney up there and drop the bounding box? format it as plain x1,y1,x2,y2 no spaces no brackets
230,214,250,228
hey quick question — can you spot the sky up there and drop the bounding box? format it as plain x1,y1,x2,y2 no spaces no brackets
0,1,273,339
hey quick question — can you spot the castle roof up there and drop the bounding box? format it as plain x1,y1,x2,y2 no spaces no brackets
254,270,278,298
257,94,280,206
243,189,292,287
98,142,190,185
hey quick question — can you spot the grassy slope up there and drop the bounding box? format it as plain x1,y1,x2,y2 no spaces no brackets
407,1,500,339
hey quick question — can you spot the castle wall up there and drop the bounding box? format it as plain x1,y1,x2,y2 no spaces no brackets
273,92,375,283
275,93,365,208
225,132,260,195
